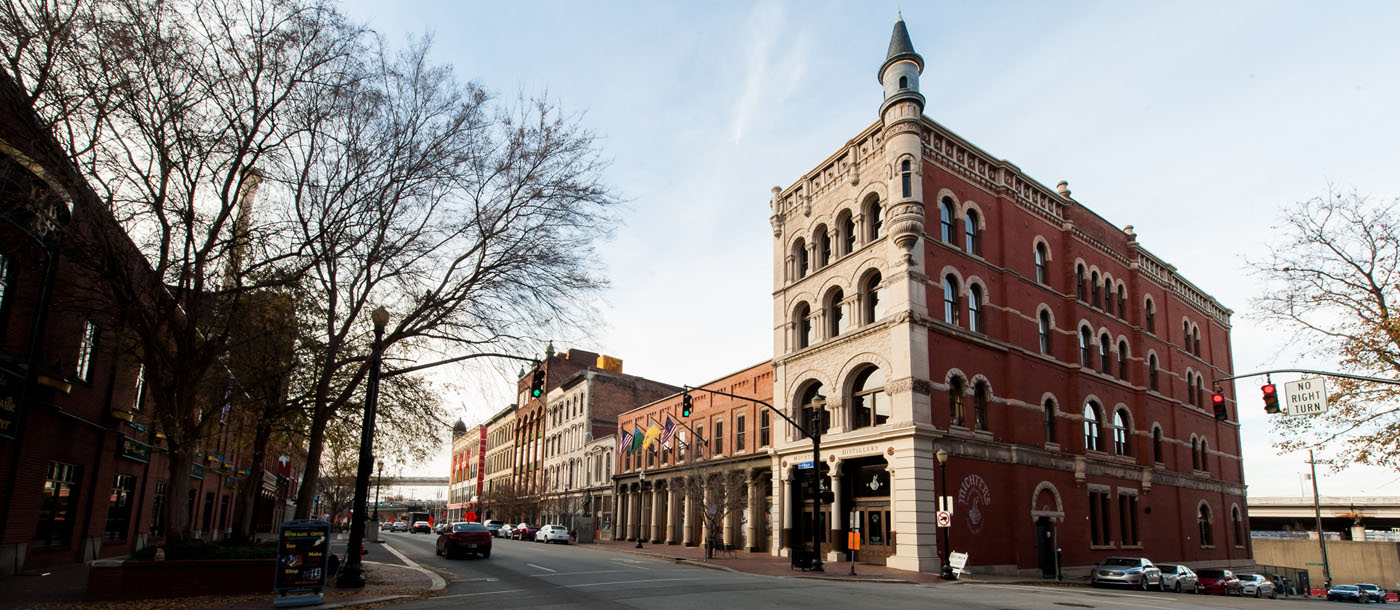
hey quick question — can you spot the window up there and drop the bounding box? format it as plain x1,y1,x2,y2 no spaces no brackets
218,493,231,534
1091,271,1100,307
1089,489,1111,546
1083,402,1102,452
202,491,216,534
1117,341,1129,380
105,474,137,541
795,303,813,349
1196,376,1205,409
867,200,883,241
863,272,884,323
965,210,980,254
76,320,97,383
1079,327,1091,367
948,376,965,427
799,384,828,436
1198,504,1214,546
943,275,959,325
714,419,724,456
1103,278,1114,314
1112,410,1130,456
841,213,856,255
151,481,167,537
1193,327,1201,356
973,381,989,431
816,226,831,268
736,414,746,452
1145,298,1156,333
851,366,890,429
1232,506,1244,547
34,461,82,548
1119,494,1139,545
1035,243,1048,284
1076,265,1086,301
794,239,808,279
827,289,846,338
1043,399,1057,444
1038,311,1052,355
1148,355,1159,391
1099,334,1110,373
900,159,912,198
1199,439,1209,473
759,409,770,446
898,75,908,89
968,285,984,333
1191,438,1200,470
940,199,955,244
1183,321,1191,350
1117,285,1126,318
1152,427,1163,463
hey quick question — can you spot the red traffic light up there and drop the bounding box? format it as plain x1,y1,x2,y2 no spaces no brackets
1211,392,1228,420
1261,383,1275,394
1211,393,1225,405
1262,383,1281,414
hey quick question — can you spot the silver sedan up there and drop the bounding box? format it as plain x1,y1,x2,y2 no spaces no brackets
1157,563,1200,593
1091,557,1163,591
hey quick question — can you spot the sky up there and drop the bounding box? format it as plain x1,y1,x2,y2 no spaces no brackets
337,0,1400,500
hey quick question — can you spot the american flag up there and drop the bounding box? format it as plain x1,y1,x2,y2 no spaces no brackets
621,429,633,450
660,417,678,449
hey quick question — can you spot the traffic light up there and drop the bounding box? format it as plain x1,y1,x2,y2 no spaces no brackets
1262,383,1281,414
529,368,545,398
681,392,692,417
1211,392,1228,421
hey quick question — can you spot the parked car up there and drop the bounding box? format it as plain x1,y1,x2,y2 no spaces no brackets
412,520,432,534
1091,557,1162,591
498,524,515,538
1197,569,1243,596
1156,564,1200,593
484,520,505,537
1238,573,1276,599
1329,584,1365,602
513,523,539,540
391,521,409,532
535,524,570,544
1358,583,1388,603
436,521,493,559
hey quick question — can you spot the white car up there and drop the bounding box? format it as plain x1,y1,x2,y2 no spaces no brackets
1238,573,1276,599
497,524,515,538
535,524,569,544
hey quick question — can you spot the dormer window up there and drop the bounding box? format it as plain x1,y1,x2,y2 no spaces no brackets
898,75,908,89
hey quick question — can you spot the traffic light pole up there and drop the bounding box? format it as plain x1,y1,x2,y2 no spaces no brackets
1212,368,1400,387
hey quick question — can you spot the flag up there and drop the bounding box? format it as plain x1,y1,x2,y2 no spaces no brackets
642,421,663,451
621,429,633,451
660,417,678,449
631,425,644,453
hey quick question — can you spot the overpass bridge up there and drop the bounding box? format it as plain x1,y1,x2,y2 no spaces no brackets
1250,496,1400,540
379,476,448,487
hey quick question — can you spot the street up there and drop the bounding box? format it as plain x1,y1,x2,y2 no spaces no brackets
376,531,1330,609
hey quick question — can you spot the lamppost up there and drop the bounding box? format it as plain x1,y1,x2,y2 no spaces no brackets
937,448,953,580
636,470,646,549
808,395,826,573
336,306,389,588
374,460,384,522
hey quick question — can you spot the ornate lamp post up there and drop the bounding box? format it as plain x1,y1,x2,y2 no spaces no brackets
336,307,389,588
937,448,953,580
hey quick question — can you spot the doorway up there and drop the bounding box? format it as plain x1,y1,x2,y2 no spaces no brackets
1036,516,1056,578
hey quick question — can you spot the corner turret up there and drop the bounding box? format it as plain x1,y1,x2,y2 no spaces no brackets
878,14,925,117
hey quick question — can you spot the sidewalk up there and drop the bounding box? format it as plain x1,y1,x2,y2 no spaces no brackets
0,540,443,610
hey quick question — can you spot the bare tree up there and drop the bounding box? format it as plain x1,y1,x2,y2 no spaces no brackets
671,447,750,559
1250,188,1400,467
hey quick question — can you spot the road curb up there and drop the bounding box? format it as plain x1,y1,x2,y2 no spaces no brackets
318,594,411,609
381,543,448,591
792,575,913,584
677,559,739,573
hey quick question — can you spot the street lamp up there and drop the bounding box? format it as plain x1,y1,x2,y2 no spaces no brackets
336,306,389,588
808,394,827,573
936,448,953,580
636,470,646,549
374,460,384,522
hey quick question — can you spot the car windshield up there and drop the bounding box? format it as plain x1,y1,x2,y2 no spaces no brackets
1334,585,1359,591
453,523,486,532
1197,569,1224,578
1157,564,1178,572
1358,584,1379,590
1101,558,1140,567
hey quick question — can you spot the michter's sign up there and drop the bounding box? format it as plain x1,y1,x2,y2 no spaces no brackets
0,374,20,439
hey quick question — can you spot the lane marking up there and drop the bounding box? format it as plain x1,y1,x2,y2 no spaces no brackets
566,577,708,588
970,584,1178,610
610,558,650,570
382,542,448,591
527,563,557,573
533,569,631,577
452,577,499,583
434,589,526,599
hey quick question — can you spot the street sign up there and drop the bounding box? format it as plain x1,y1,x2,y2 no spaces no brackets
949,551,969,576
797,461,814,469
275,519,331,607
465,510,478,522
1284,377,1328,416
937,511,951,527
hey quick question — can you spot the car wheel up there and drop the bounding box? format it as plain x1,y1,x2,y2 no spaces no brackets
1140,577,1149,592
1158,577,1166,592
481,549,491,558
1256,588,1262,598
435,546,441,556
1175,582,1181,593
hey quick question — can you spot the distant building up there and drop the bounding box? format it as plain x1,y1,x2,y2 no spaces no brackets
446,420,485,522
481,405,516,520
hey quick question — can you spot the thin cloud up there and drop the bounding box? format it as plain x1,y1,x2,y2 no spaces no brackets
731,0,809,142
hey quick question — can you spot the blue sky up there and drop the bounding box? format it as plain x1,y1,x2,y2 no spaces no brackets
340,0,1400,499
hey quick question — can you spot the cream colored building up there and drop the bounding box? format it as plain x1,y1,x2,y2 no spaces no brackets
481,405,516,520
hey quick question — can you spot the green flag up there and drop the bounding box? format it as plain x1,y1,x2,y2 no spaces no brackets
631,425,644,453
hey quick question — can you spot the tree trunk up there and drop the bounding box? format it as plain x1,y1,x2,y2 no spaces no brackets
163,444,195,544
232,418,273,542
294,406,329,519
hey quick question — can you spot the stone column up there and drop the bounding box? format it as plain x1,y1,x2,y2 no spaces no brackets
630,486,641,541
666,482,680,545
886,439,939,573
651,481,665,543
778,467,792,557
682,479,696,546
639,485,651,542
746,469,761,552
721,484,735,550
828,467,844,562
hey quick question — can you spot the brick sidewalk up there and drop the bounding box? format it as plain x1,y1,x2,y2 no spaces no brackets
585,539,951,584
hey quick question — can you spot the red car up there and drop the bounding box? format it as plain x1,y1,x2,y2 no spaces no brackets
436,522,492,559
513,523,539,540
1196,568,1242,595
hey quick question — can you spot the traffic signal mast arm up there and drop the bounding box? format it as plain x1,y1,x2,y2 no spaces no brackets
383,351,540,379
680,385,816,441
1213,368,1400,387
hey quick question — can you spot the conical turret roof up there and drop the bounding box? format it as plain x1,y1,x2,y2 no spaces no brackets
879,15,924,81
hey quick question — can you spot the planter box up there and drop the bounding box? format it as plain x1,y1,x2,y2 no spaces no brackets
86,558,275,601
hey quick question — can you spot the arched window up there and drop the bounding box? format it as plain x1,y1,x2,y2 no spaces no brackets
868,200,883,241
940,199,955,244
1191,438,1200,470
1112,410,1130,456
794,238,808,279
1117,285,1126,318
943,275,960,325
973,381,989,431
900,159,912,198
1117,340,1129,380
1079,326,1092,367
1193,327,1202,356
1183,320,1191,350
1145,298,1156,333
827,288,846,338
816,226,831,268
1148,354,1159,391
1038,310,1052,355
1198,504,1214,546
863,272,884,324
795,303,812,349
1044,399,1057,444
968,285,984,333
840,212,856,255
1199,439,1209,473
965,210,980,254
1099,334,1111,373
851,366,890,429
1104,278,1114,315
1152,427,1163,463
948,376,965,427
898,75,908,89
799,383,829,437
1232,506,1243,547
1035,243,1049,284
1076,264,1086,301
1185,373,1196,406
1083,401,1102,452
1091,271,1100,307
1196,376,1205,409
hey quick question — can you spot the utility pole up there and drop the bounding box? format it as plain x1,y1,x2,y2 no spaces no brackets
1309,449,1331,590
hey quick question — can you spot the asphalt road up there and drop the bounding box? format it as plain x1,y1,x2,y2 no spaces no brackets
378,531,1334,609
